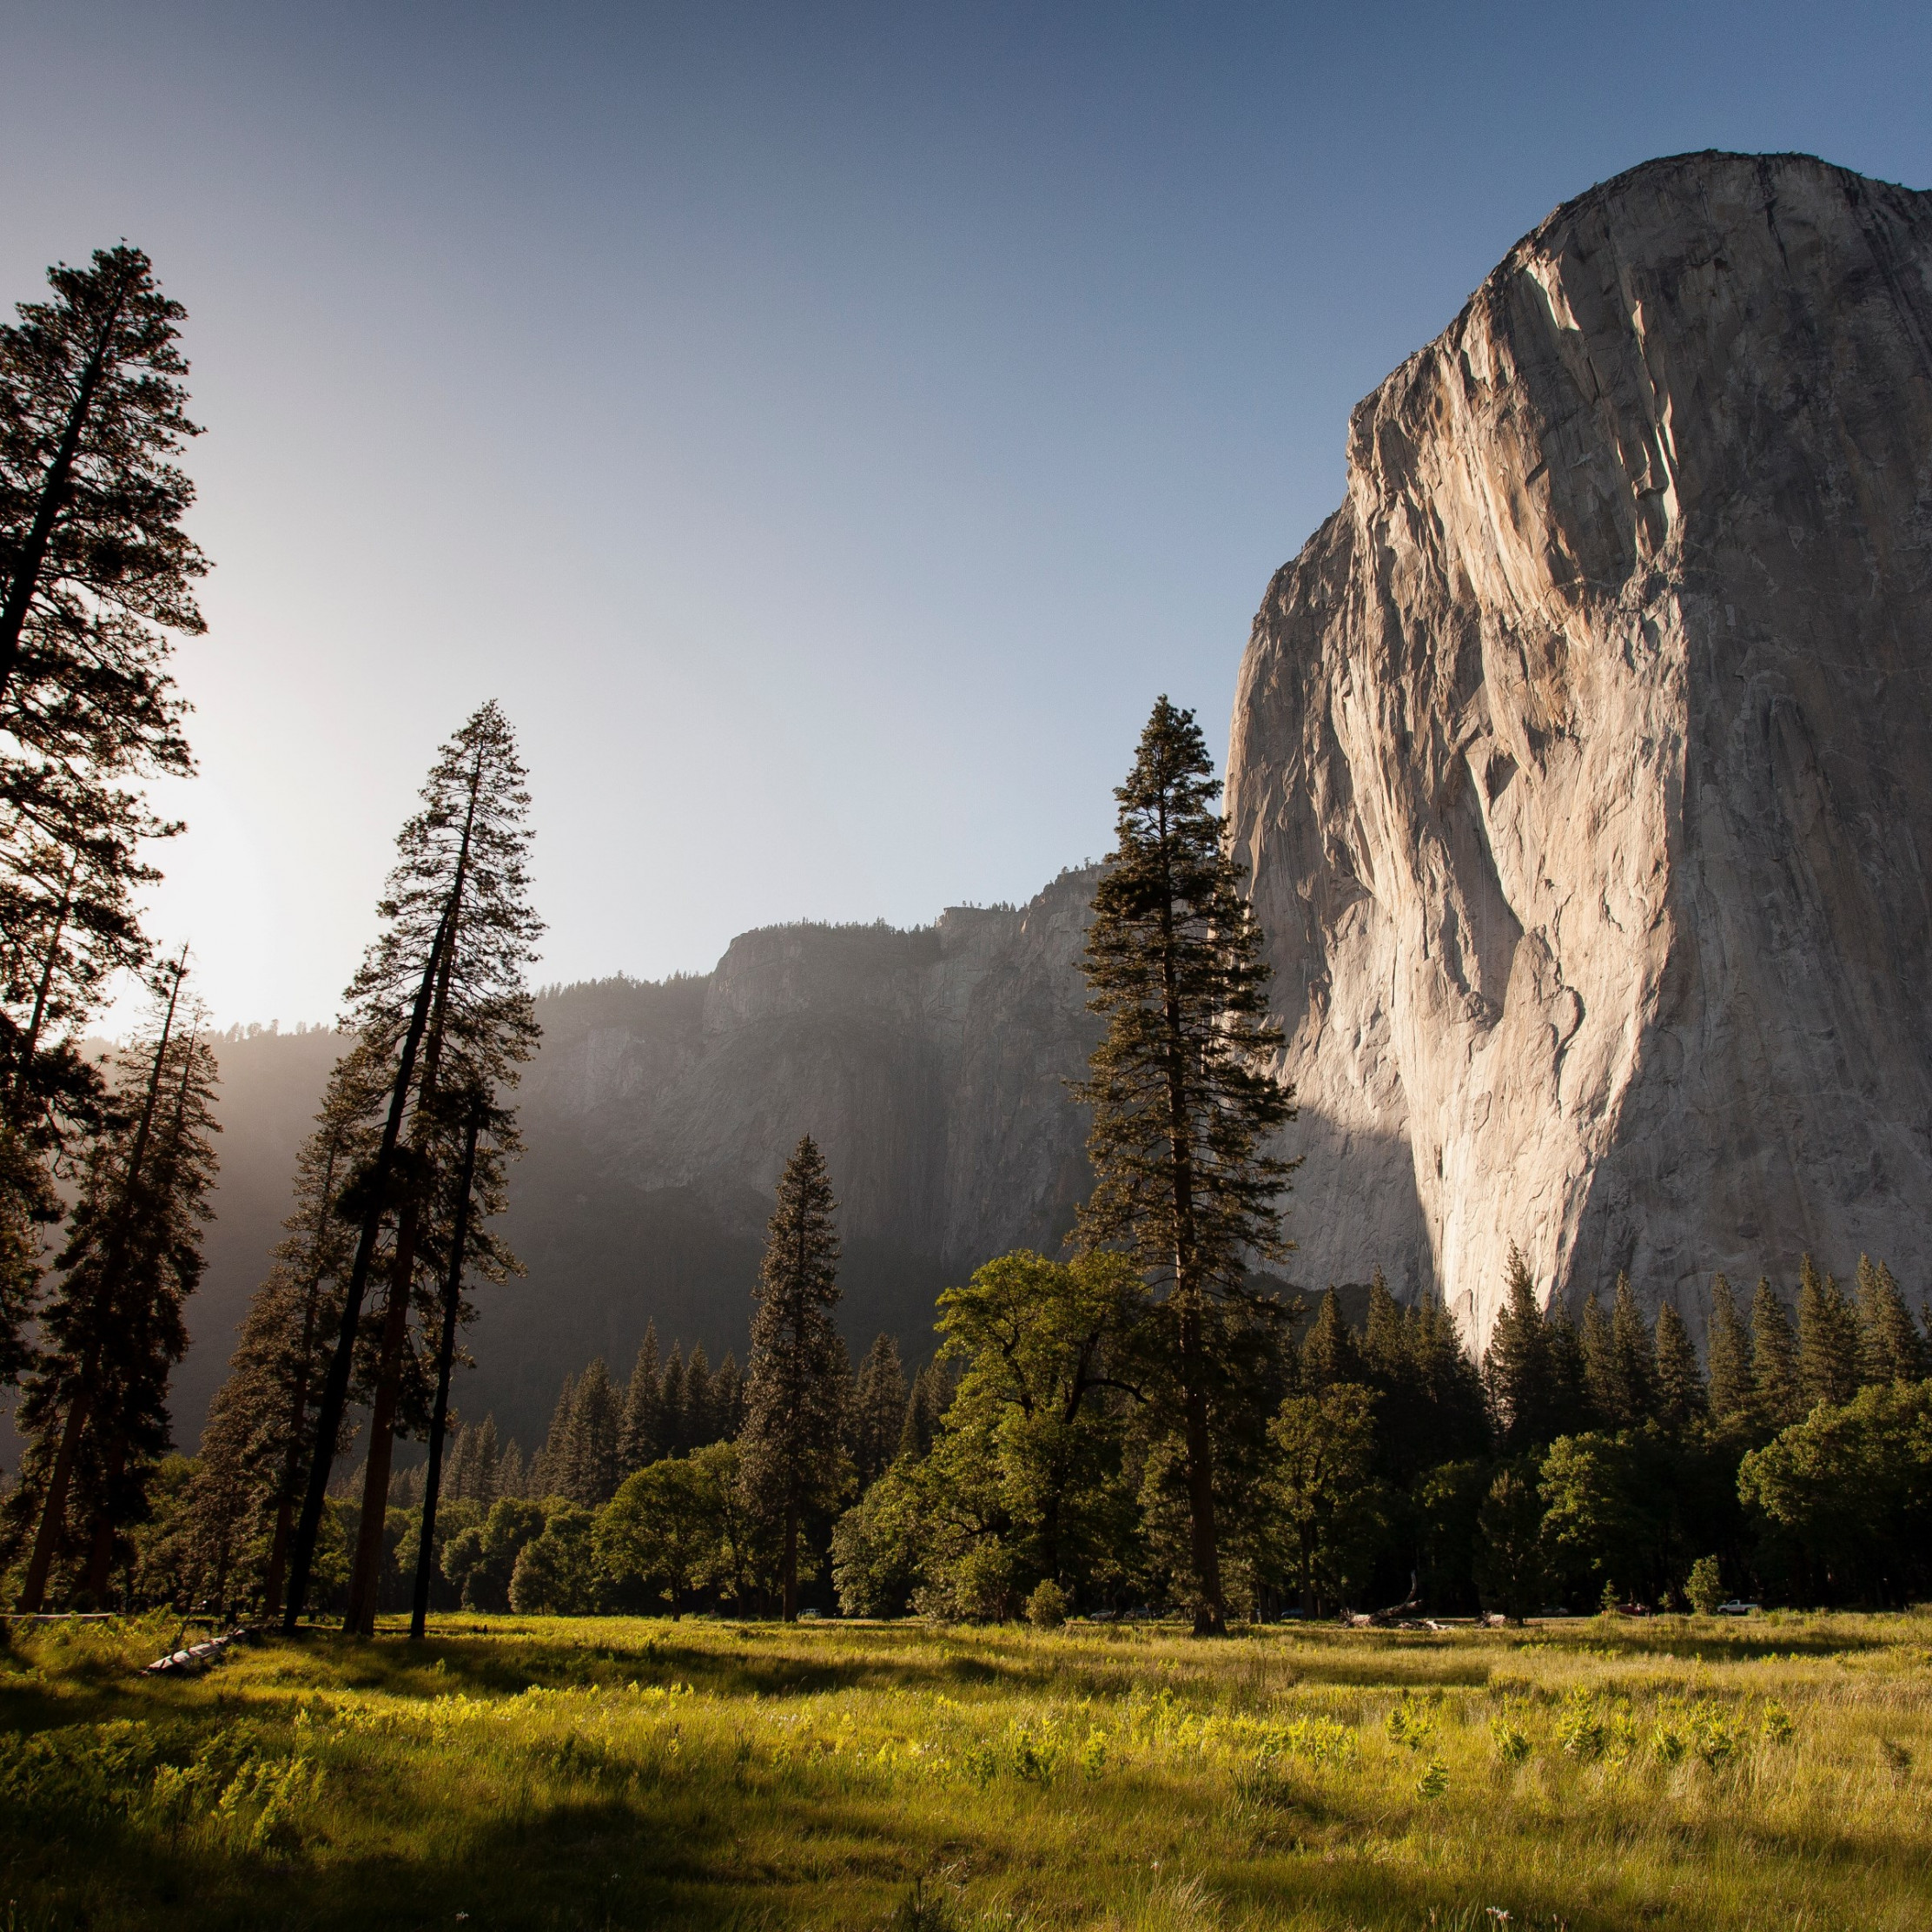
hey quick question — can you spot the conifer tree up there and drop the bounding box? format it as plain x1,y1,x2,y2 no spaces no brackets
660,1347,688,1455
1579,1290,1617,1426
1300,1288,1363,1392
711,1351,745,1440
562,1359,621,1505
1796,1256,1862,1412
0,244,205,706
1404,1288,1491,1468
1856,1255,1927,1386
1074,698,1294,1635
1609,1274,1660,1425
283,702,539,1634
533,1373,577,1498
13,962,217,1608
739,1135,850,1619
469,1416,502,1502
1750,1279,1803,1432
1653,1304,1706,1428
0,245,208,1392
1706,1274,1752,1429
412,1082,521,1638
1362,1271,1406,1383
188,1053,376,1616
1484,1245,1563,1452
618,1325,665,1475
899,1358,949,1459
850,1333,910,1492
685,1345,715,1448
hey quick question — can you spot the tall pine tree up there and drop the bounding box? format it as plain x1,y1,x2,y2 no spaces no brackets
1750,1279,1803,1432
285,703,539,1633
188,1054,377,1615
1074,697,1294,1634
0,244,208,1397
13,961,217,1609
1796,1256,1862,1412
739,1135,850,1619
1856,1255,1927,1386
1705,1274,1753,1432
849,1333,910,1492
618,1325,665,1474
1484,1245,1565,1452
1653,1304,1706,1428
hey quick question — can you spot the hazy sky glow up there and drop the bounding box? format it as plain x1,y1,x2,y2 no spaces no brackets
4,2,1929,1025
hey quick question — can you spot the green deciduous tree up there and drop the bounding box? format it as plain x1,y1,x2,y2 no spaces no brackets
1074,697,1294,1634
1266,1383,1385,1615
1472,1459,1547,1624
507,1503,604,1613
930,1250,1144,1601
739,1135,850,1619
1738,1382,1932,1604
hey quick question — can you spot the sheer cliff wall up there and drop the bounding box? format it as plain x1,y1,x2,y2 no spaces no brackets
1227,151,1932,1342
175,871,1099,1447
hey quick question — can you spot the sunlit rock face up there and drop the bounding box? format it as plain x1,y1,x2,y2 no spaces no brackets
1227,151,1932,1343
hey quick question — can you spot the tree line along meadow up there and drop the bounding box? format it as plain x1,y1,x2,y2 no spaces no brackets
3,242,1930,1640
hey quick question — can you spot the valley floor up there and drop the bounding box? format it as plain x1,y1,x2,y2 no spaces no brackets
0,1610,1927,1931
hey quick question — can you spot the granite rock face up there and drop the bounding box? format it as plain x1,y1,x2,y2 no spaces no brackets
1227,151,1932,1342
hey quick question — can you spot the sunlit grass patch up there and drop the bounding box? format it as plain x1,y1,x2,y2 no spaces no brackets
0,1611,1928,1929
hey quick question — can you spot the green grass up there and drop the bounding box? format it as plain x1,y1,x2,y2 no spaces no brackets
1,1610,1929,1930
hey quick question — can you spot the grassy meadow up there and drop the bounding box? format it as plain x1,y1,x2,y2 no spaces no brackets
0,1611,1928,1932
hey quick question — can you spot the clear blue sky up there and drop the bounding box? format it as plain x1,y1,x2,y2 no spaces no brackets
3,2,1929,1022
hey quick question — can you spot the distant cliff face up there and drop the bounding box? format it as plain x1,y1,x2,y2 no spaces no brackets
1227,151,1932,1341
176,871,1101,1449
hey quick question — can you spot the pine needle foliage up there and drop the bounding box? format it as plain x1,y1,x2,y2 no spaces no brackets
12,965,217,1608
1751,1280,1803,1433
1796,1257,1863,1412
1073,697,1294,1633
285,702,539,1632
0,244,208,1380
187,1055,379,1615
1856,1255,1928,1386
740,1135,850,1620
850,1333,911,1493
1705,1274,1753,1432
1653,1303,1707,1428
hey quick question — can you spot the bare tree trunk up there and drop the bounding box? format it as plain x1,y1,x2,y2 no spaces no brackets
10,846,78,1118
262,1493,294,1621
82,1431,129,1605
411,1110,480,1640
283,897,453,1632
344,1208,419,1635
782,1500,798,1622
